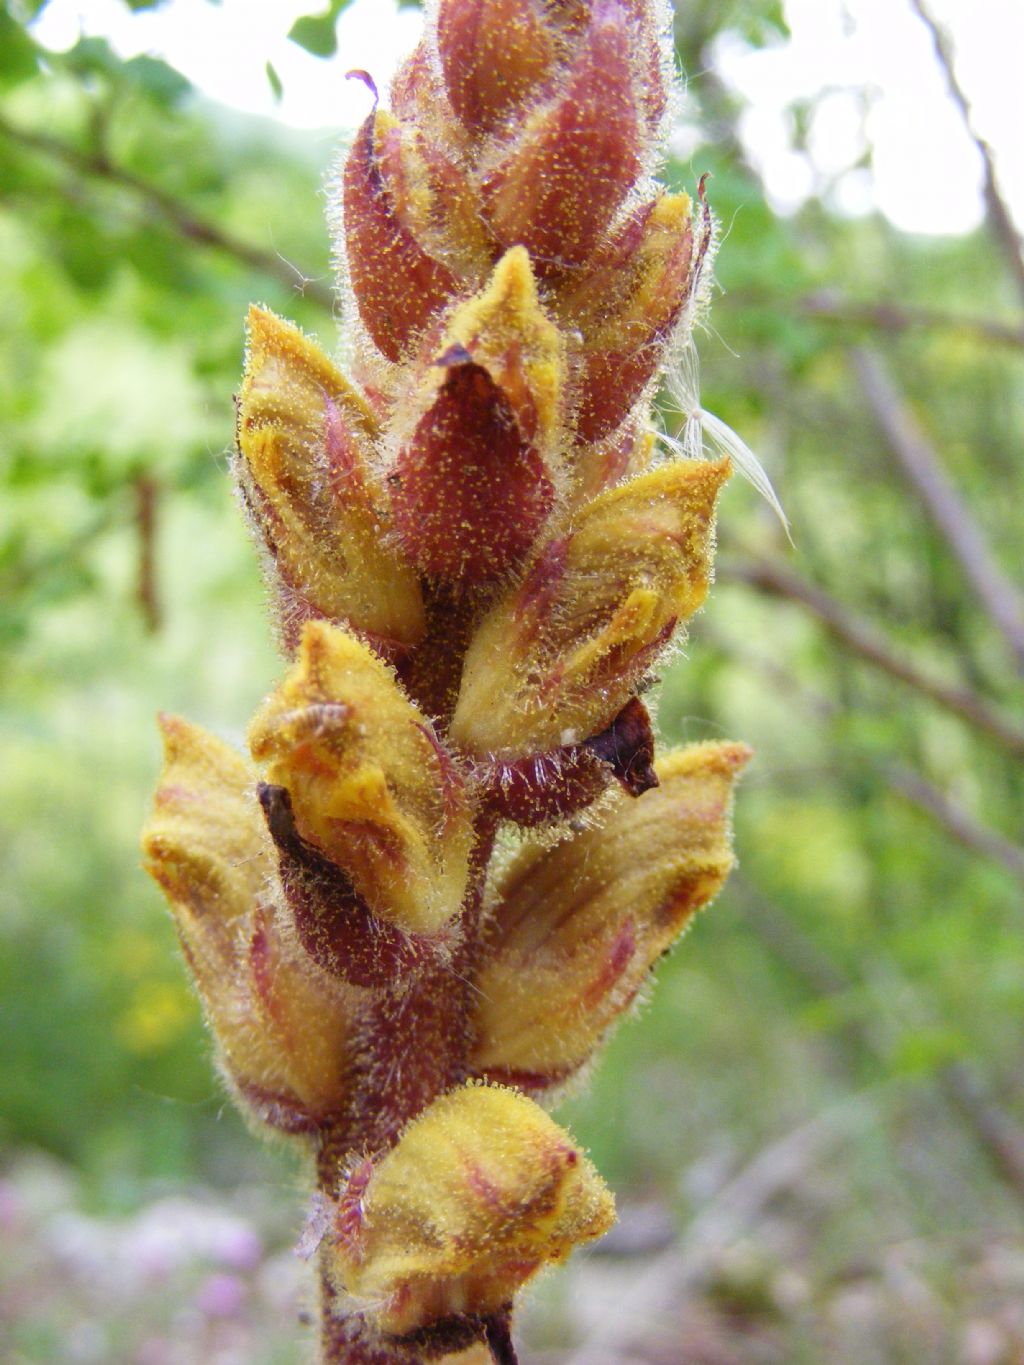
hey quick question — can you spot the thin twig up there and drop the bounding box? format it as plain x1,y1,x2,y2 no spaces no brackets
943,1063,1024,1199
702,626,1024,886
884,762,1024,885
0,113,334,311
720,557,1024,760
852,346,1024,673
134,472,161,633
795,292,1024,350
909,0,1024,308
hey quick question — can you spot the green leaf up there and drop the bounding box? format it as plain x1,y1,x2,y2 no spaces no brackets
265,60,283,101
122,53,191,105
57,36,190,105
0,10,41,86
737,1,790,46
287,0,355,58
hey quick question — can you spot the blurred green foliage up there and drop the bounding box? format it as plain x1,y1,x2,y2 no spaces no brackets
2,2,1023,1347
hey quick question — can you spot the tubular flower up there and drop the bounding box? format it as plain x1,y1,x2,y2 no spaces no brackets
142,716,358,1133
249,620,474,939
469,743,752,1091
236,306,426,654
450,458,730,760
143,1,757,1360
325,1084,614,1339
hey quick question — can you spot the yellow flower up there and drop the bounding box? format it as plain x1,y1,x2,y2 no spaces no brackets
470,742,751,1088
249,621,475,937
142,715,357,1131
237,306,425,650
451,459,730,758
326,1083,614,1336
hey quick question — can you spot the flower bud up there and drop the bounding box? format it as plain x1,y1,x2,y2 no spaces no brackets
391,249,563,583
249,621,474,937
554,193,692,338
560,194,695,442
450,458,730,759
343,109,460,361
469,741,751,1089
375,117,494,283
482,3,642,267
568,424,654,508
437,0,556,137
326,1083,614,1337
142,716,356,1132
236,306,425,652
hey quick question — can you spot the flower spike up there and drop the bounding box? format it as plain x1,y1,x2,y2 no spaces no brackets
144,0,757,1357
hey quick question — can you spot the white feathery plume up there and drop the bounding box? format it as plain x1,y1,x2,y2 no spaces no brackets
662,338,792,542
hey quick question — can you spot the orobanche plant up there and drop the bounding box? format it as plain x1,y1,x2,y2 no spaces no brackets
143,1,749,1360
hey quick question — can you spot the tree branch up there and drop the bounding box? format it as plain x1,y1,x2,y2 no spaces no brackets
942,1062,1024,1201
0,112,335,311
884,762,1024,885
720,557,1024,760
701,624,1024,885
795,292,1024,350
134,472,160,633
852,346,1024,673
909,0,1024,308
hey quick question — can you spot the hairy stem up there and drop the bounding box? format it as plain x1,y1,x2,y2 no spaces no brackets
316,815,499,1361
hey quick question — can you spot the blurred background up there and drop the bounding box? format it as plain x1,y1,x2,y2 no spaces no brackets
2,1,1023,1361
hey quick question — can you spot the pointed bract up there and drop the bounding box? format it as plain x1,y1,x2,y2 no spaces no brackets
392,360,555,582
391,250,564,582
